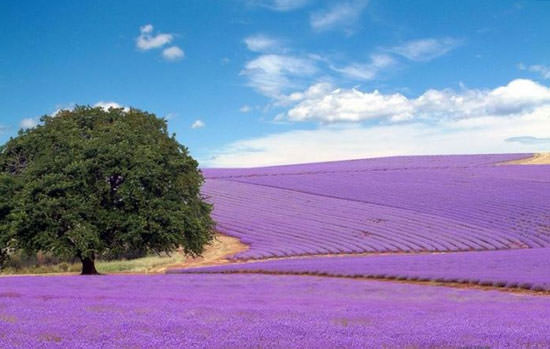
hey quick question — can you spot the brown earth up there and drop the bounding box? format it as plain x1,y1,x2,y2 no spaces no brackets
150,234,248,273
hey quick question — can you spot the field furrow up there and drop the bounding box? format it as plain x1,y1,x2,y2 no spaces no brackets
202,154,550,259
172,247,550,292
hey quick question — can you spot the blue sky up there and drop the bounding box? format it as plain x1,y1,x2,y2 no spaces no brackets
1,0,549,167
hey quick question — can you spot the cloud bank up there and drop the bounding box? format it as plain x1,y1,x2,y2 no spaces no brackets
207,79,550,167
282,79,550,123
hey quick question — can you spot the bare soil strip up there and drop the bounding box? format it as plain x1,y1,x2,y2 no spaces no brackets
503,153,550,165
149,234,248,273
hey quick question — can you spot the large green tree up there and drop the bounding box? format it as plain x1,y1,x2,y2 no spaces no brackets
0,106,214,274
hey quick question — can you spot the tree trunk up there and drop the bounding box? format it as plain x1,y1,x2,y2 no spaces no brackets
80,254,100,275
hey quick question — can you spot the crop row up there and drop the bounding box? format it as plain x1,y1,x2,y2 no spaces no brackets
171,248,550,291
226,167,550,242
203,154,550,259
203,176,549,259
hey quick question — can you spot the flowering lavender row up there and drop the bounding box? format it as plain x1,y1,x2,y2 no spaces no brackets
204,179,540,259
173,247,550,291
227,166,550,238
202,154,550,259
224,162,550,245
2,274,550,348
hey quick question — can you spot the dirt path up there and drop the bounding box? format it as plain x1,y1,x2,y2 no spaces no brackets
504,153,550,165
150,234,248,273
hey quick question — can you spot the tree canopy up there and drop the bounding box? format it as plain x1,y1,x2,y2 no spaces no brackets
0,106,214,274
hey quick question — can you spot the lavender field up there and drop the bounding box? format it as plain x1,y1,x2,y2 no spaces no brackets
202,154,550,259
3,274,550,348
3,154,550,348
175,247,550,291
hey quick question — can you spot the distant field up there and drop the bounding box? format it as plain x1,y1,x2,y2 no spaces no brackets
202,154,550,259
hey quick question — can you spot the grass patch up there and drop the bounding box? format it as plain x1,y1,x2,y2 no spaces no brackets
95,254,186,273
1,235,243,275
1,253,188,275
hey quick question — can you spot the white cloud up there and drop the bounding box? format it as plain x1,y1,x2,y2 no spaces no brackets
388,37,461,62
276,82,337,108
47,102,128,118
93,101,129,112
241,54,318,98
310,1,368,32
519,63,550,80
162,46,184,60
240,105,252,113
50,103,76,117
206,105,550,167
281,79,550,123
20,118,38,129
244,34,281,52
163,112,177,120
191,120,205,129
140,24,153,34
285,83,410,122
505,136,550,145
331,54,396,80
136,24,173,50
250,0,310,11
